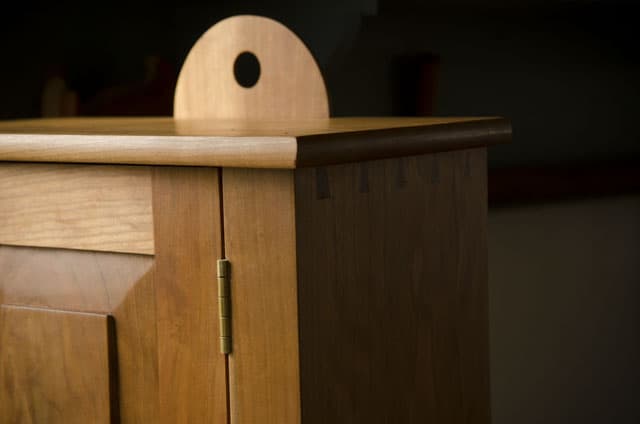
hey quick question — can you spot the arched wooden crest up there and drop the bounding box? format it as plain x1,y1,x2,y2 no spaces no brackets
175,15,329,120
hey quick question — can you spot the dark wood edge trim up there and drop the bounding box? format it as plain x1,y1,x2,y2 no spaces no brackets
107,315,121,424
295,118,511,167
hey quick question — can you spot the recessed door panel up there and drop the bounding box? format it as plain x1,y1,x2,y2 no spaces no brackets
0,305,117,424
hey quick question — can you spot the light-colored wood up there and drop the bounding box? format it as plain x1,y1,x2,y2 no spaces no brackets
110,269,159,424
0,14,505,424
0,166,228,423
0,306,116,423
222,168,301,424
174,15,329,120
0,245,152,312
294,149,490,423
0,245,158,422
0,116,499,136
0,163,154,254
152,167,227,423
0,117,510,168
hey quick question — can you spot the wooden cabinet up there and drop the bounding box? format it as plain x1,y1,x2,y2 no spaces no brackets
0,16,510,424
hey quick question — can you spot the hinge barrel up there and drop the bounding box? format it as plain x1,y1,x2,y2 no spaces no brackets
217,259,232,354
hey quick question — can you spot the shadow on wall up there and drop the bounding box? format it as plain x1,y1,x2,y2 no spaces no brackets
488,195,640,424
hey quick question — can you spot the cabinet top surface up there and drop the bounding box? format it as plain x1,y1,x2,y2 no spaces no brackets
0,116,510,168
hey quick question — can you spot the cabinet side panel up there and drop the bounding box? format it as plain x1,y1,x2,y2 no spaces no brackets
152,167,227,424
222,169,301,424
294,149,490,423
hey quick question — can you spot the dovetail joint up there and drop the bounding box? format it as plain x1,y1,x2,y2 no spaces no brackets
217,259,232,354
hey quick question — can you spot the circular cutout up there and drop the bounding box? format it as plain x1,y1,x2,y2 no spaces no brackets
233,51,261,88
174,15,329,119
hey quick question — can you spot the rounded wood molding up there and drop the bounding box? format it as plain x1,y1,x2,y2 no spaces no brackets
174,15,329,120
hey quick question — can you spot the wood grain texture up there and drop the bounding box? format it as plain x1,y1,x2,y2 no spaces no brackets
0,306,116,424
0,163,153,254
296,118,510,167
0,245,152,312
0,117,510,168
294,149,491,423
0,245,158,423
111,268,159,423
222,168,301,424
152,166,227,423
174,15,329,120
0,116,501,136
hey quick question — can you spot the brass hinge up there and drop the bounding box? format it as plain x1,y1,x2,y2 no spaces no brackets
217,259,232,354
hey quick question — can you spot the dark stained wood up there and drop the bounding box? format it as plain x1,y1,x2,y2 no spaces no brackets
152,166,227,423
0,306,116,424
296,118,510,167
294,148,491,423
0,245,158,422
222,168,301,424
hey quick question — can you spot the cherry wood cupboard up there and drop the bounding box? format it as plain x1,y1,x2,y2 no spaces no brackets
0,15,510,424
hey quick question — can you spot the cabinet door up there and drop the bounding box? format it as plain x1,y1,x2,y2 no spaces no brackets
0,245,159,423
152,166,228,423
0,306,116,423
0,163,228,423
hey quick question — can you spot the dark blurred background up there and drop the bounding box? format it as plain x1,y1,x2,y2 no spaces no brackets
1,1,638,422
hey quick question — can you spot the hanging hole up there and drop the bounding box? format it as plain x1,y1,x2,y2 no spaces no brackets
234,51,261,88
